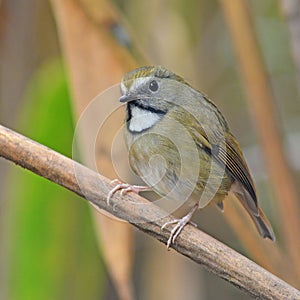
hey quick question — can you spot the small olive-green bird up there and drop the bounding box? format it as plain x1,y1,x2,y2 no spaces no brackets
110,65,275,248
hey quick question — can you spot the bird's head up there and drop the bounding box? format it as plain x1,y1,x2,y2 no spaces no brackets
119,66,193,133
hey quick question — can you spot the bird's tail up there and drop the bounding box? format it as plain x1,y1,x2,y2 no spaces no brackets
251,206,275,241
235,192,275,241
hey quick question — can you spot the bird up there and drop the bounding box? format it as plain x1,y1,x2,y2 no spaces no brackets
107,65,275,248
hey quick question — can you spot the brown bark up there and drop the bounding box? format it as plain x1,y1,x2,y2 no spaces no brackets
1,125,300,300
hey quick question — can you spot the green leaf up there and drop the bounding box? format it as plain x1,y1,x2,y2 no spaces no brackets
3,59,105,300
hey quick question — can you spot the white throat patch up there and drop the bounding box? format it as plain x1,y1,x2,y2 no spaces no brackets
129,105,162,132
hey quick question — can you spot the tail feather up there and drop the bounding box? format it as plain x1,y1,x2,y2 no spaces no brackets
231,181,275,241
251,207,275,241
235,192,275,241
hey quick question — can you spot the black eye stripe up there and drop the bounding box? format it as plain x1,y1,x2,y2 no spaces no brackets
129,100,166,115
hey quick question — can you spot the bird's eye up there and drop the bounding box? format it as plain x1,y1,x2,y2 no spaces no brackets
149,80,159,92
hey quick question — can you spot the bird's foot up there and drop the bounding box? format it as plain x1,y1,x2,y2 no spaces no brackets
107,179,150,205
161,204,198,249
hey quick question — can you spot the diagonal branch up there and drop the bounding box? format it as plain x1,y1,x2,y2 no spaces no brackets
0,124,299,300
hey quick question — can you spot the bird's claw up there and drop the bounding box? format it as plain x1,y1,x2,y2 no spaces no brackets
161,218,190,249
161,204,198,249
106,179,150,205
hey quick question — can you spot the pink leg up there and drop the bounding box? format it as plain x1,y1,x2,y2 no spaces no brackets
161,204,199,249
107,179,151,205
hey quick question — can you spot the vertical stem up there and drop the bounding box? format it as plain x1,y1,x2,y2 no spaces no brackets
50,0,136,299
280,0,300,94
219,0,300,280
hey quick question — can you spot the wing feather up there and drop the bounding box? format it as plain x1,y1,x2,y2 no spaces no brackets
212,139,257,204
191,126,258,214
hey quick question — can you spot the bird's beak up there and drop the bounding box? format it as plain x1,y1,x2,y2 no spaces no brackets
119,94,138,103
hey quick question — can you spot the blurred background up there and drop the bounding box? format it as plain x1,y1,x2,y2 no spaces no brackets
0,0,300,299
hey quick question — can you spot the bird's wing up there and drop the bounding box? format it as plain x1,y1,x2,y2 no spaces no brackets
191,127,258,215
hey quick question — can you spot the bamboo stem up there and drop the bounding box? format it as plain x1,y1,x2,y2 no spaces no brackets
280,0,300,93
219,0,300,280
50,0,136,298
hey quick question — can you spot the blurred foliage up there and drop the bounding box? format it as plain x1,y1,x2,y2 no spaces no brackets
2,60,105,300
1,0,300,299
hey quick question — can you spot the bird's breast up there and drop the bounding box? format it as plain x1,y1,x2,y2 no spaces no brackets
124,111,233,210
